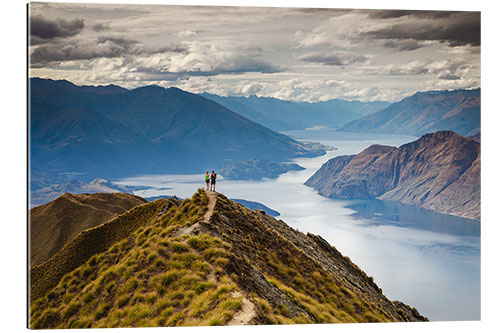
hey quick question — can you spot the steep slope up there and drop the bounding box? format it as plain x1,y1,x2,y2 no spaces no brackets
30,101,160,179
305,131,480,220
30,192,148,267
29,190,426,328
30,78,324,180
339,89,480,136
101,86,322,162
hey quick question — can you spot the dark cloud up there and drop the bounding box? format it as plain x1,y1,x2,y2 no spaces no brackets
367,10,454,19
30,14,84,39
92,23,110,32
299,52,368,66
30,34,187,67
30,36,142,66
382,40,425,52
365,12,480,47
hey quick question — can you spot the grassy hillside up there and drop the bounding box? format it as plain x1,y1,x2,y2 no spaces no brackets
30,192,147,267
29,190,426,328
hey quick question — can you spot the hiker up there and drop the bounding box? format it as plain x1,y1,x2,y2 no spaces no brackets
210,171,217,191
205,171,210,190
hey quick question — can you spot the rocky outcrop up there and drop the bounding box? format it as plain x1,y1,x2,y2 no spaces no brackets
305,131,480,220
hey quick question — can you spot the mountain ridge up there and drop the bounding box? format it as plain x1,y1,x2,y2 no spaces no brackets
29,190,426,328
201,92,389,131
30,192,148,267
339,88,480,136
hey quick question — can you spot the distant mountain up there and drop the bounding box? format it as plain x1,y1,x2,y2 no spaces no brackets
201,93,389,131
30,102,157,179
305,131,480,220
219,159,305,180
29,192,147,267
30,178,138,208
30,78,324,182
30,190,426,328
339,89,480,136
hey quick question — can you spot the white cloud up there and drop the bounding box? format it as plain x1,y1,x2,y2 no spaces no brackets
177,30,196,38
29,4,480,103
129,40,283,76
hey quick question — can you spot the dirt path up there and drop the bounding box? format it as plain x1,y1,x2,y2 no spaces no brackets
173,190,256,324
227,291,256,326
174,190,217,237
203,190,217,222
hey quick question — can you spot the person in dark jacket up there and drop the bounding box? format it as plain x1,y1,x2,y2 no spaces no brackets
210,171,217,191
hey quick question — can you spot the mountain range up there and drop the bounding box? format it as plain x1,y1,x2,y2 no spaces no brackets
30,190,426,328
201,93,389,131
30,78,325,184
305,131,480,220
339,89,480,136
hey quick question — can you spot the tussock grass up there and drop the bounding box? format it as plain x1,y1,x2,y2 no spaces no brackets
30,189,402,328
30,190,246,329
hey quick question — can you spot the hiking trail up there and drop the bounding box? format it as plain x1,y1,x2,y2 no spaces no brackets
227,291,256,326
174,190,257,324
203,190,217,222
173,190,217,237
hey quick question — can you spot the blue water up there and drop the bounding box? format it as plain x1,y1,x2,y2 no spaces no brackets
115,130,480,321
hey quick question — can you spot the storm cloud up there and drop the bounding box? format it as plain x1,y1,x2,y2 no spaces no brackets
30,36,142,66
365,11,480,47
30,14,84,39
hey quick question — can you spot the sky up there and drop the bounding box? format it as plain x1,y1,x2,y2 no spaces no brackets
28,1,480,102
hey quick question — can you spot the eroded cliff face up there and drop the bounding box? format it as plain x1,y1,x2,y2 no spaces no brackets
306,131,480,220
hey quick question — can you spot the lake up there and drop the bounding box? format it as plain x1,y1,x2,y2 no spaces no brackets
115,130,480,321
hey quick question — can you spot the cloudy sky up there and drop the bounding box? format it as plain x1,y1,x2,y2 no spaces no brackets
28,1,480,102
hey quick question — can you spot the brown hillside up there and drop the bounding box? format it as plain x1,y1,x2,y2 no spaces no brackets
30,190,426,328
306,131,480,220
30,192,148,267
